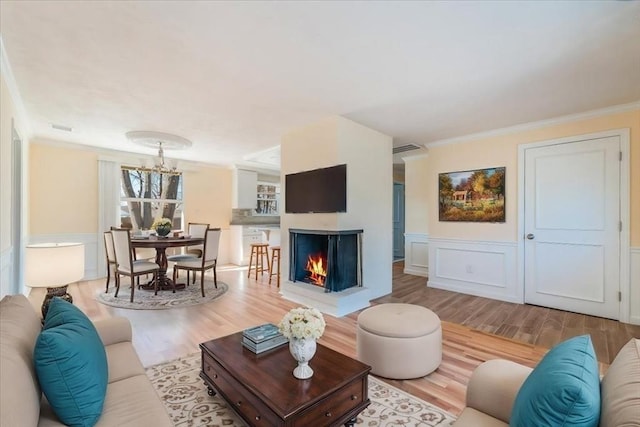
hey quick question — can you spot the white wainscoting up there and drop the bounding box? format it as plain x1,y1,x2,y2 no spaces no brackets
428,238,520,303
0,246,13,297
29,233,100,281
630,247,640,325
404,233,429,277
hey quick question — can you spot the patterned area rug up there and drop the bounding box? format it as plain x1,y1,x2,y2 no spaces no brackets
96,280,228,310
146,352,455,426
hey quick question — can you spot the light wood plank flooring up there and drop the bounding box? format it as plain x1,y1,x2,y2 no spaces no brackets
380,261,640,364
27,262,632,416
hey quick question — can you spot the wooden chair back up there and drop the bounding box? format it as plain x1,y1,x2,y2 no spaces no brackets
103,231,116,264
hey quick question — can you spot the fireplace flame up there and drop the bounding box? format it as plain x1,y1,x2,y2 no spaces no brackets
305,254,327,286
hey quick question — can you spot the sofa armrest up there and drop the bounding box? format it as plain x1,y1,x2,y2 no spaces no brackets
466,359,533,424
93,317,132,346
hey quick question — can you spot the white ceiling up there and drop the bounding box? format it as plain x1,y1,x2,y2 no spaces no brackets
1,1,639,169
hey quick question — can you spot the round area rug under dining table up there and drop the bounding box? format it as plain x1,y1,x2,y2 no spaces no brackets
96,280,228,310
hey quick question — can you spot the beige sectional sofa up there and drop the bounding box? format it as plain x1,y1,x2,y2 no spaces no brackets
0,294,172,426
453,338,640,426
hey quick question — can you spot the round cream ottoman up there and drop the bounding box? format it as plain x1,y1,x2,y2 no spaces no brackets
356,303,442,379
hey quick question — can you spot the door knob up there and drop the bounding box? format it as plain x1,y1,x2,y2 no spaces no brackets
526,233,535,240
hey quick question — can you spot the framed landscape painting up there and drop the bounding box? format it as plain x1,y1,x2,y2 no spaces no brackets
439,167,505,222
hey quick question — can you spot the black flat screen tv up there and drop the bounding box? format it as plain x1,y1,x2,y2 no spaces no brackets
285,164,347,213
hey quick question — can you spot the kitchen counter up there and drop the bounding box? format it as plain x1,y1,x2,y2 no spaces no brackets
229,217,280,226
229,223,281,265
249,226,281,246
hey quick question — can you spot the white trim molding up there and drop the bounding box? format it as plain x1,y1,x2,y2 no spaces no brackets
630,247,640,325
0,246,13,297
28,233,101,281
428,237,520,303
404,233,429,277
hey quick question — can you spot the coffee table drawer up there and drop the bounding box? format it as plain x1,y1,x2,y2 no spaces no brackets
293,378,365,426
202,353,281,426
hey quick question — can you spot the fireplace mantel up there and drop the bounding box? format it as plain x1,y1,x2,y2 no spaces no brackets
289,228,364,235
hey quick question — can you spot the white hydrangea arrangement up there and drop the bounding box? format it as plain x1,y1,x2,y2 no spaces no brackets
278,306,326,340
151,217,172,230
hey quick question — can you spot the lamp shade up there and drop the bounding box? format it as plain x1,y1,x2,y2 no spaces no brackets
26,243,85,288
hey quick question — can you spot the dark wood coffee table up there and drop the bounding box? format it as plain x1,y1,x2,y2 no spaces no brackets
199,332,371,426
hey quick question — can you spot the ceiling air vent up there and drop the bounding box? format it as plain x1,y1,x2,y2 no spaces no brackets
392,143,422,154
51,123,73,132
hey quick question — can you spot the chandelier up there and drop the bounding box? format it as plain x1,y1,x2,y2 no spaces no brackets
153,141,175,174
126,131,192,174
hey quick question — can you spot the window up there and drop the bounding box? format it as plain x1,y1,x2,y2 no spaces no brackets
120,167,183,230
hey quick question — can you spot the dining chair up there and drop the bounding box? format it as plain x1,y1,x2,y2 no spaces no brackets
111,228,161,302
185,222,209,257
167,222,209,284
110,226,153,287
103,231,117,293
172,228,221,297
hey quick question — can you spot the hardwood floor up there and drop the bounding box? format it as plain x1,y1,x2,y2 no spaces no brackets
380,261,640,365
26,261,634,416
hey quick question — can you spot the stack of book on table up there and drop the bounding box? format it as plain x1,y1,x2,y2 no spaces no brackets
242,323,288,354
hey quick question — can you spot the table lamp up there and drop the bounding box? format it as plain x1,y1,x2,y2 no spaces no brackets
26,242,85,318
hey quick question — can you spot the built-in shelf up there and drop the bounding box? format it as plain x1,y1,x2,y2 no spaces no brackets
256,183,279,215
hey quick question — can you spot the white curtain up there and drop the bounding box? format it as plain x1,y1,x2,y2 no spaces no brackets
97,159,120,278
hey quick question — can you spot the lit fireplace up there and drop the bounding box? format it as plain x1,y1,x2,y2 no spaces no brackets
289,229,362,292
305,254,327,286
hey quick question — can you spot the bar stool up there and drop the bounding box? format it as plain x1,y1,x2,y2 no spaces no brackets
269,246,281,287
247,243,270,280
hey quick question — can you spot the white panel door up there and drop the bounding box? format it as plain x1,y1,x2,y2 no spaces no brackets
524,136,620,319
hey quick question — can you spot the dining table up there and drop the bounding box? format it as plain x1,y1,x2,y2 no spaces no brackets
131,236,204,291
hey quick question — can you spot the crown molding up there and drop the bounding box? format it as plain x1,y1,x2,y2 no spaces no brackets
425,101,640,148
0,36,32,138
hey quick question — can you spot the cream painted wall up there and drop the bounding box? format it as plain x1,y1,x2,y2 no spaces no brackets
28,141,235,269
183,167,233,228
281,116,341,230
337,117,394,299
426,109,640,244
281,116,393,303
29,142,234,234
404,154,429,233
419,108,639,322
30,143,98,234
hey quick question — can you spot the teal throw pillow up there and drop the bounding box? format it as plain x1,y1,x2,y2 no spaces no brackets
34,298,108,427
510,335,600,427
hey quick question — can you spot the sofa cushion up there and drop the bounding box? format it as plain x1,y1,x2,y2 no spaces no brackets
599,338,640,427
34,298,108,427
0,294,43,427
38,375,173,427
455,407,509,427
104,342,146,383
510,335,600,427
